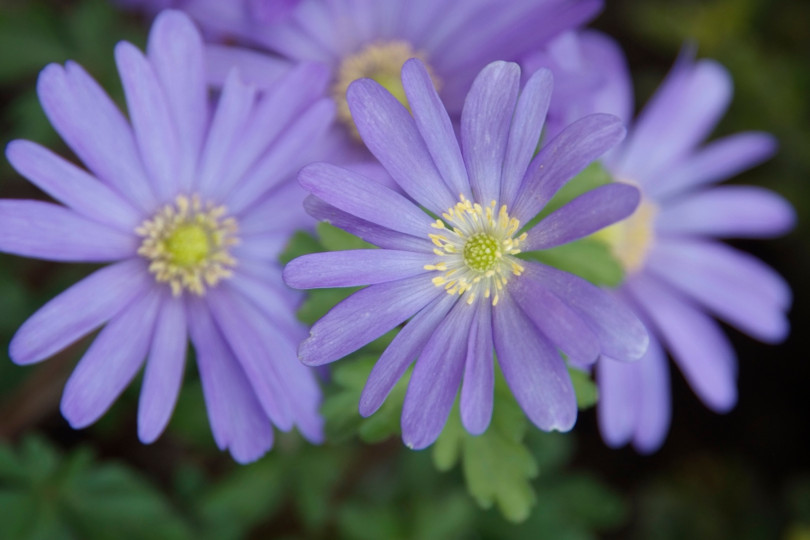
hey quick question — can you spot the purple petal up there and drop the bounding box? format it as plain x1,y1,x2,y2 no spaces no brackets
204,43,293,88
493,291,577,431
512,114,626,224
224,275,303,340
500,68,553,208
6,140,142,232
510,277,600,367
37,62,156,211
460,300,494,435
401,58,471,199
186,298,274,463
284,250,433,289
10,260,150,365
523,183,640,251
630,336,671,453
137,293,187,444
647,239,790,343
298,163,434,237
0,200,136,261
299,275,440,366
401,299,473,449
461,61,520,205
347,78,456,214
61,289,161,428
359,294,457,416
524,262,649,361
626,273,737,412
656,186,795,238
147,11,208,192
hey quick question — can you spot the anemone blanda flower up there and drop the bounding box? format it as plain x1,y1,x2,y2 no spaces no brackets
530,35,795,452
179,0,602,161
283,58,649,449
0,11,332,463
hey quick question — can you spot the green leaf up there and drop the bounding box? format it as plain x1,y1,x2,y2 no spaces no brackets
278,230,322,264
317,222,374,251
568,367,599,410
521,238,624,287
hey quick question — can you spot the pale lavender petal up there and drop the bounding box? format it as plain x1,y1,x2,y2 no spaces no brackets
116,41,181,200
0,200,137,261
298,163,434,237
461,61,520,205
304,196,434,252
401,298,473,449
186,298,274,463
225,273,303,334
460,299,494,435
359,294,457,416
37,62,156,211
510,277,600,367
493,291,577,431
596,356,637,448
10,260,150,365
299,275,440,366
61,289,161,428
204,44,293,88
500,68,553,208
631,335,671,453
284,250,433,289
6,140,142,232
401,58,471,199
626,274,737,412
647,239,790,343
512,114,625,224
656,186,795,238
579,30,634,126
649,132,777,199
524,262,649,361
523,183,640,251
137,293,187,444
147,11,208,192
347,78,456,214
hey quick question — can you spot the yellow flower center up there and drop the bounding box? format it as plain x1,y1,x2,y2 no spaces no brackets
425,195,527,306
136,194,239,296
592,195,657,274
333,40,440,137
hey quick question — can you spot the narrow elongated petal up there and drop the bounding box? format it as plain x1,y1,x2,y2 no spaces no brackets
187,298,274,463
401,299,473,449
524,262,649,361
347,78,456,214
299,162,434,237
493,291,577,431
204,43,292,88
656,186,795,238
61,289,161,428
523,183,640,251
6,140,142,232
512,114,625,224
630,336,671,453
402,58,470,199
0,200,137,261
461,61,520,204
138,293,187,443
10,260,150,365
285,250,433,289
299,275,440,366
627,274,737,412
360,294,457,416
460,300,494,434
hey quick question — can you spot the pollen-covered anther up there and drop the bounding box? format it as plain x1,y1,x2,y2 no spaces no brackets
136,194,239,296
427,195,525,306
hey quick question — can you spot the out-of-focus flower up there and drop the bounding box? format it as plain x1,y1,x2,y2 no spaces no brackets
0,11,333,463
283,59,648,449
530,34,795,452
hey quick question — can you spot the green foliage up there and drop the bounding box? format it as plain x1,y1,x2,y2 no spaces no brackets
522,239,624,287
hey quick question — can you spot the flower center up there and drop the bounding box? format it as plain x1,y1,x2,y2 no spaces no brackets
592,195,657,274
333,40,440,137
136,194,239,296
425,195,527,306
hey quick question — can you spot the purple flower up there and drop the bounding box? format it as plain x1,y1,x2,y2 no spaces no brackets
533,37,795,452
180,0,603,161
0,11,333,463
283,59,648,449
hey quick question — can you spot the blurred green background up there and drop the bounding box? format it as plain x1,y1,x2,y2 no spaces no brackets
0,0,808,538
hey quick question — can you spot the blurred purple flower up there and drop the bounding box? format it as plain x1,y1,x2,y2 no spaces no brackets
0,11,333,463
283,59,648,449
